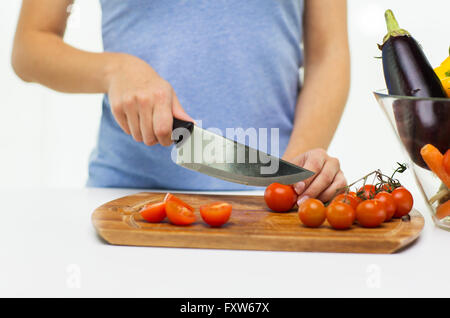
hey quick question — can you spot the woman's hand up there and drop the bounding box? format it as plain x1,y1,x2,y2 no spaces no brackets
288,149,347,204
106,54,194,146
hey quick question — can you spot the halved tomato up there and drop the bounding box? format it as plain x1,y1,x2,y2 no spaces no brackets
200,202,232,227
166,200,196,226
140,201,166,223
164,193,194,211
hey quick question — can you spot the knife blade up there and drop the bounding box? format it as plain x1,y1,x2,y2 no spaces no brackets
171,118,314,186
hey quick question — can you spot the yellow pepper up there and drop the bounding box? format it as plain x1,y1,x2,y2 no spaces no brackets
434,49,450,97
441,77,450,97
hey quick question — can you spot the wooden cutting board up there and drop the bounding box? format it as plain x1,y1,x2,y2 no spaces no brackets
91,192,425,254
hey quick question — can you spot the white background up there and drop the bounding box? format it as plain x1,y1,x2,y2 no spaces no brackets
0,0,449,189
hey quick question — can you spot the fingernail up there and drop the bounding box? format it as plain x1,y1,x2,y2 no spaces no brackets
297,195,310,206
293,181,305,194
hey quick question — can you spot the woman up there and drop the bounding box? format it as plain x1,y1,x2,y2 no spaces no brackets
12,0,350,204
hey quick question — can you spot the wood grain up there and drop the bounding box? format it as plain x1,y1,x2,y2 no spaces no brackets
91,192,425,254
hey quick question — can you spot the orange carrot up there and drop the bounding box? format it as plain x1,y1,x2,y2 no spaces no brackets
436,200,450,220
420,144,450,189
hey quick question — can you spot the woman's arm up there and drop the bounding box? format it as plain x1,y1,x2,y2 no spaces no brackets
284,0,350,159
285,0,350,203
12,0,192,146
12,0,113,93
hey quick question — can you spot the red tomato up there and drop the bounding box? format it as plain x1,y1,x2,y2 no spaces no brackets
164,193,194,211
200,202,232,227
375,191,396,221
356,200,386,228
264,183,297,212
298,198,326,228
140,202,166,223
381,183,396,193
165,200,196,226
444,150,450,175
349,191,363,205
326,202,355,230
358,184,377,200
332,193,359,211
436,200,450,220
391,187,414,218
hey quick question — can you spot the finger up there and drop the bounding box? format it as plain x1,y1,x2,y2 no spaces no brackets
152,89,173,146
293,181,306,195
138,96,157,146
291,153,307,194
111,105,131,135
298,157,340,202
317,171,347,203
123,97,143,142
172,93,195,123
296,150,327,192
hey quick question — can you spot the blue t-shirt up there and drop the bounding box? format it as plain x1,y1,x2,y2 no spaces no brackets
88,0,304,190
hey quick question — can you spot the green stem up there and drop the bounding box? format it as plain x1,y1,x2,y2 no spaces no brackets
381,9,410,46
385,9,400,33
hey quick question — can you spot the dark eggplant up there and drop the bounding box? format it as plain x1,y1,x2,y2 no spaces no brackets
392,98,450,169
380,10,447,98
379,10,449,169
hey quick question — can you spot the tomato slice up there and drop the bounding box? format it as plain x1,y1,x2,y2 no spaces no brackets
140,201,166,223
164,193,194,212
199,202,232,227
166,200,196,226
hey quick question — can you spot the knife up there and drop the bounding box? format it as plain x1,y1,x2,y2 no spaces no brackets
171,118,314,187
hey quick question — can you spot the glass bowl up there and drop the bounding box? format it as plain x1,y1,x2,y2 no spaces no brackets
373,90,450,230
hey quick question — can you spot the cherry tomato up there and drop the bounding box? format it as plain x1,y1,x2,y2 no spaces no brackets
140,201,166,223
164,193,194,211
375,191,396,221
356,199,386,228
444,150,450,175
200,202,232,227
436,200,450,220
326,202,355,230
165,200,196,226
264,183,297,212
298,198,326,228
358,184,376,200
381,183,396,193
349,191,363,205
391,187,414,218
332,193,359,211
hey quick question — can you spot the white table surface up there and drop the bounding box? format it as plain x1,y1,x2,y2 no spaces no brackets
1,186,449,298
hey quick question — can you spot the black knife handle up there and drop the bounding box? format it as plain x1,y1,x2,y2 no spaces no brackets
172,117,194,145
